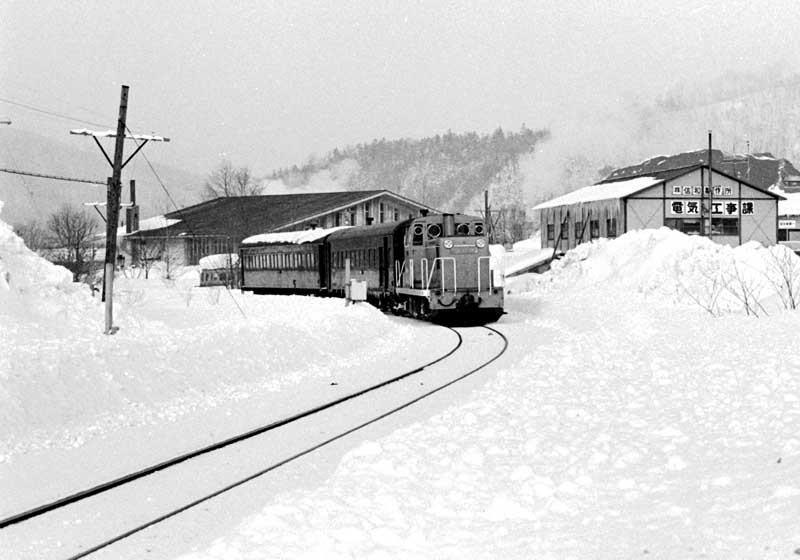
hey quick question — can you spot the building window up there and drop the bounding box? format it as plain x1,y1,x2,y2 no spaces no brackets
712,217,739,236
379,203,385,223
590,220,600,239
574,221,583,244
560,221,568,240
546,224,555,241
606,218,617,237
664,218,702,235
335,213,341,227
348,207,357,226
394,208,399,221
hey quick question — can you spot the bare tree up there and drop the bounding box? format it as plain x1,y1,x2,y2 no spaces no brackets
13,220,49,253
46,204,99,281
203,159,262,199
137,238,164,279
764,245,800,310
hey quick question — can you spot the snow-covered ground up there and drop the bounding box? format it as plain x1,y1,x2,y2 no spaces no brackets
2,199,800,558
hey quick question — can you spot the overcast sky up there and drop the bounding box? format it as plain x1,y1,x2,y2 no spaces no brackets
2,1,799,176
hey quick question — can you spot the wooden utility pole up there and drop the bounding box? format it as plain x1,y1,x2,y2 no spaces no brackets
484,190,491,242
708,131,714,242
71,85,169,334
101,85,129,334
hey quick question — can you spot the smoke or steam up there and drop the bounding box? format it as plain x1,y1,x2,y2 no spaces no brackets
260,158,361,195
521,68,800,209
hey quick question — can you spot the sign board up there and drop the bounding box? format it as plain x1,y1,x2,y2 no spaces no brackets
671,185,734,197
668,200,755,216
779,220,797,229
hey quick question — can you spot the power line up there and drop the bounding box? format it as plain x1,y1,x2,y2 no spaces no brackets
0,167,105,185
0,96,113,129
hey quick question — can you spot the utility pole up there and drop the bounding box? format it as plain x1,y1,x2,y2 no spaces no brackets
101,85,129,334
485,190,491,242
70,85,169,334
708,131,714,242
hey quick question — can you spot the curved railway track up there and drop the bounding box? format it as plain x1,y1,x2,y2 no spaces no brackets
1,324,508,559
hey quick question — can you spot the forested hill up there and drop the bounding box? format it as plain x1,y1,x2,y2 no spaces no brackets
267,125,550,214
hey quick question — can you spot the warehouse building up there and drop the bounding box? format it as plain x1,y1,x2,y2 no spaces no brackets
124,190,435,266
533,163,784,252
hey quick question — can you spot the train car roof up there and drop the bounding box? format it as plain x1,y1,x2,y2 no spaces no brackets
241,226,350,246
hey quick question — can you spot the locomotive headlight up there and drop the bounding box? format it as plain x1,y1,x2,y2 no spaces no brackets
443,239,454,249
475,238,486,248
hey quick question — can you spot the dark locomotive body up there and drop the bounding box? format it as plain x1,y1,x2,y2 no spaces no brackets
239,213,504,323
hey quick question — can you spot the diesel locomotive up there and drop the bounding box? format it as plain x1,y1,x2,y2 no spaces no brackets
239,212,504,323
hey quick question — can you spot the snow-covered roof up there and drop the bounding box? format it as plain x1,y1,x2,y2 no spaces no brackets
770,185,800,216
242,226,350,245
118,215,182,236
533,176,662,210
198,253,239,269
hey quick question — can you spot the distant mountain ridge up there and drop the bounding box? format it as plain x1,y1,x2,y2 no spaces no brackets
0,128,205,226
266,126,551,214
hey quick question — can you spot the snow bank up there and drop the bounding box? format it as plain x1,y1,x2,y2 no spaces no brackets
0,204,413,460
507,227,800,316
198,253,238,269
0,201,96,328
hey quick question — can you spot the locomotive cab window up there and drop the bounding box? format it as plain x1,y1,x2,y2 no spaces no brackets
474,222,484,236
456,223,471,236
427,223,442,239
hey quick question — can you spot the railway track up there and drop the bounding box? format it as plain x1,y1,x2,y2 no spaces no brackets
1,324,508,559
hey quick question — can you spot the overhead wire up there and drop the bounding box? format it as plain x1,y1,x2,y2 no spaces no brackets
1,92,247,318
0,95,113,129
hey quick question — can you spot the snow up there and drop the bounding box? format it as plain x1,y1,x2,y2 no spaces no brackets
532,176,662,210
242,226,350,245
198,253,238,269
770,184,800,216
69,128,170,142
3,192,800,559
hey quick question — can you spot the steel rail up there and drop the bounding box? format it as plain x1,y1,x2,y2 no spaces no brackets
0,325,463,530
65,325,508,560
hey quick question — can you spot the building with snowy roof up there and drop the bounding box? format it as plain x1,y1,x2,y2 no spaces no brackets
770,178,800,253
533,161,784,252
124,190,435,266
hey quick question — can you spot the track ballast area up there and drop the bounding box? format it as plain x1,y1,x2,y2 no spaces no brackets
1,325,508,559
